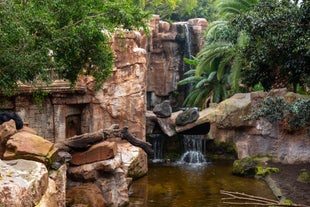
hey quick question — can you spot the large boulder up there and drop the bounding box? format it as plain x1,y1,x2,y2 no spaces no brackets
232,157,257,177
153,100,172,118
175,108,199,126
0,159,49,207
70,141,117,166
68,152,122,181
118,142,148,179
0,120,16,158
3,131,58,165
66,183,107,207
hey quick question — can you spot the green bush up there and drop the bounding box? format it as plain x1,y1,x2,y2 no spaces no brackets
248,97,310,130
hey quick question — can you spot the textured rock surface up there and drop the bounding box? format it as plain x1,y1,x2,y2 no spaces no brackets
3,131,57,165
175,108,199,126
70,141,117,166
67,183,107,207
0,120,16,158
147,16,208,107
96,168,129,207
118,141,148,179
68,152,122,181
153,100,172,118
0,159,48,207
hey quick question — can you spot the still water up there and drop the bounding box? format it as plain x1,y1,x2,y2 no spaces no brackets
129,160,275,207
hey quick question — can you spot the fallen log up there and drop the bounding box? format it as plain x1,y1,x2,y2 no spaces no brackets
120,126,154,157
64,124,121,150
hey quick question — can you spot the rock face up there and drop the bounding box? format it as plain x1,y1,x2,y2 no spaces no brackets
146,15,208,108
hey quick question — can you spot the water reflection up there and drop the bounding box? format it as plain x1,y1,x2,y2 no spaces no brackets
129,160,275,207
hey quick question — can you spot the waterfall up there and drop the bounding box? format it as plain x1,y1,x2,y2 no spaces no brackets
182,23,193,98
184,23,192,60
178,135,207,165
149,134,165,162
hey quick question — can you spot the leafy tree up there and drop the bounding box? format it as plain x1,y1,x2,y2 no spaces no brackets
137,0,217,22
0,0,150,94
232,0,310,91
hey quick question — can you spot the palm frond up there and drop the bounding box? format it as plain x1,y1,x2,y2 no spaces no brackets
184,69,196,76
205,20,228,39
177,76,201,85
216,0,258,18
195,78,209,89
207,71,217,82
217,48,235,80
230,56,242,91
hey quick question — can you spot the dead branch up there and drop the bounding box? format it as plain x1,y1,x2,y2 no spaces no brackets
120,126,154,157
220,190,310,207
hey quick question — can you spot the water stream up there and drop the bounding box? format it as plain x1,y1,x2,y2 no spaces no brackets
178,135,207,165
129,160,275,207
132,134,275,206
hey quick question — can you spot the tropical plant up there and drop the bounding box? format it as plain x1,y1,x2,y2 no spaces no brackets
178,0,258,108
0,0,150,94
178,57,228,108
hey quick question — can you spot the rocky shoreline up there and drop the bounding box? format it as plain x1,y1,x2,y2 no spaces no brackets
264,162,310,206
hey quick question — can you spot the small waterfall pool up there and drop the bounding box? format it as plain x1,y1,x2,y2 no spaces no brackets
129,160,275,207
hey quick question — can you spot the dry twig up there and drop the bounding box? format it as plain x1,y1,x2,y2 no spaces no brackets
220,190,310,207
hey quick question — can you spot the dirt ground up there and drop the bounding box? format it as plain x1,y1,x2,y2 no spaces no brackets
266,162,310,206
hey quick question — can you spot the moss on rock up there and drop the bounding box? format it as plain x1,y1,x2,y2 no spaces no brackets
232,157,257,177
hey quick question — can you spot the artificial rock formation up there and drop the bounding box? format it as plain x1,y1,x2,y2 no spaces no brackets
4,131,58,165
147,90,310,164
146,15,208,107
0,159,65,207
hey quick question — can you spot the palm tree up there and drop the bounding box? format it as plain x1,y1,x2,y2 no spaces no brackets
178,57,229,108
177,0,259,108
195,0,258,93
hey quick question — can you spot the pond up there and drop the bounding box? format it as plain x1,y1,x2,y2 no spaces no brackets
129,160,275,207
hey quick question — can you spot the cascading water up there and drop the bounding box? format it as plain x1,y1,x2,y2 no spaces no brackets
178,134,207,165
149,134,165,162
182,23,193,98
184,23,192,61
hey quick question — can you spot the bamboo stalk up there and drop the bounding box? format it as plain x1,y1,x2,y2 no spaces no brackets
220,190,310,207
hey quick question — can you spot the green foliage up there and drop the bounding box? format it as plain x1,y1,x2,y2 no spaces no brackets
252,82,264,92
178,57,228,108
32,89,51,111
255,166,279,177
142,0,218,21
248,97,310,130
288,98,310,129
232,0,310,90
0,0,150,93
247,97,290,123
